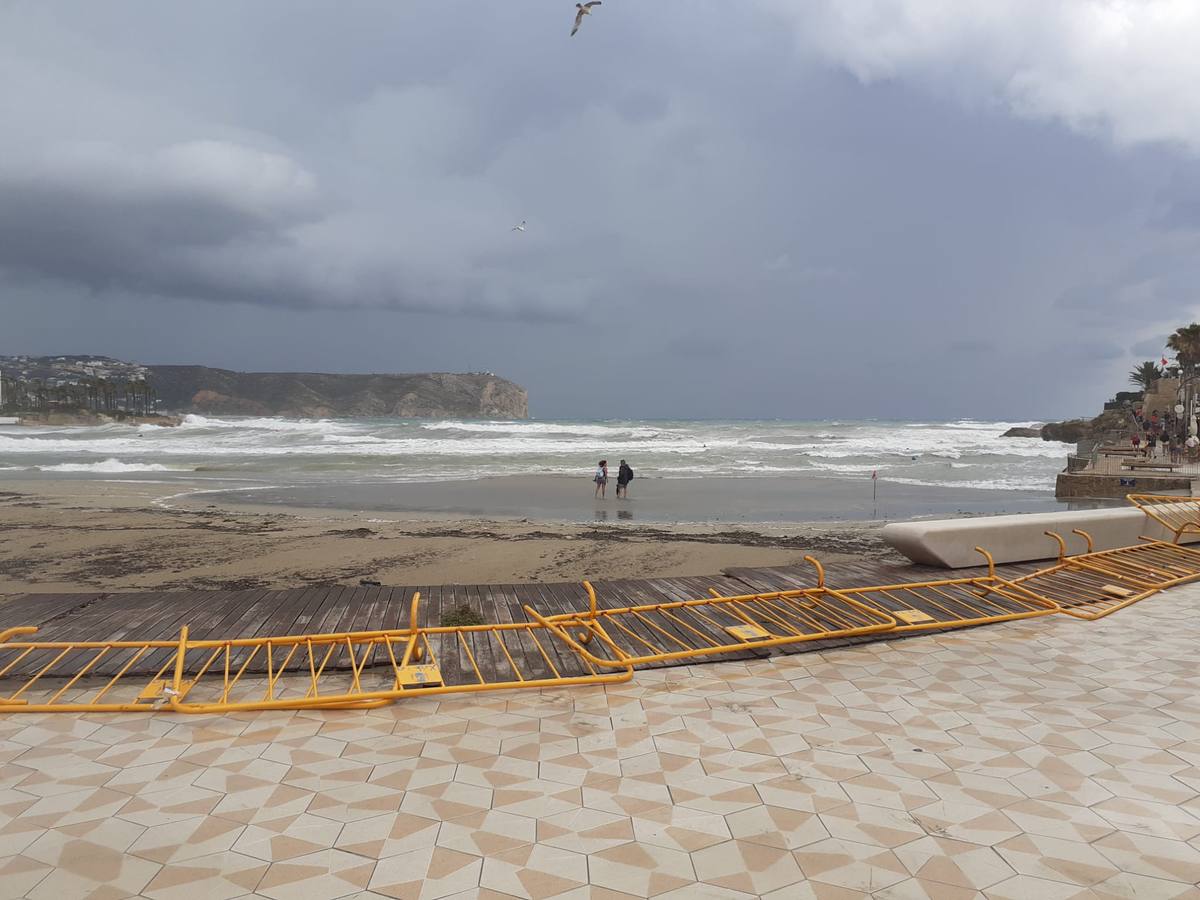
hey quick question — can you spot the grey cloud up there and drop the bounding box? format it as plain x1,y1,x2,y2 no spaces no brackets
0,139,586,320
3,1,1200,420
1131,337,1168,357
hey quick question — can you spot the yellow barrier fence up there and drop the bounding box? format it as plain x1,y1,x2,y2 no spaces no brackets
8,533,1200,714
522,558,898,670
0,593,632,713
1012,529,1200,619
1128,493,1200,543
833,548,1060,631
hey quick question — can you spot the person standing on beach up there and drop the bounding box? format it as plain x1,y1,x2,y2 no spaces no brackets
594,459,608,499
616,459,633,498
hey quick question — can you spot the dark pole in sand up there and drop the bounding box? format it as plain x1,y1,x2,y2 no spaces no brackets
872,470,877,518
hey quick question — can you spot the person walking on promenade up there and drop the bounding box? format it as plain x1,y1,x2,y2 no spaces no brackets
616,459,634,498
594,459,608,499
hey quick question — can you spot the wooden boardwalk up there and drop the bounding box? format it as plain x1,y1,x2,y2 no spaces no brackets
0,557,1050,680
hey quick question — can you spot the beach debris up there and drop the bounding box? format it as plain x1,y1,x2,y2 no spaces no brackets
511,220,526,232
571,1,601,37
359,578,382,586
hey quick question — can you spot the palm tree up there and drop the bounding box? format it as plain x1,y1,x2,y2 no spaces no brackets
1167,324,1200,373
1130,361,1164,390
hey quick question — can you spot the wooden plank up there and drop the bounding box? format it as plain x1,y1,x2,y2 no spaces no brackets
477,583,533,683
508,581,580,679
0,592,100,627
256,587,324,639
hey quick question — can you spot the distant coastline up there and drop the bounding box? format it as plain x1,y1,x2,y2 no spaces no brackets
8,410,181,428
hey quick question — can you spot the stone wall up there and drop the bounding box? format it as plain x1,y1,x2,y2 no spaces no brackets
1055,471,1192,499
1139,377,1181,417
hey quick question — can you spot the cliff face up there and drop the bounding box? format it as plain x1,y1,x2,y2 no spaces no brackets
148,367,529,419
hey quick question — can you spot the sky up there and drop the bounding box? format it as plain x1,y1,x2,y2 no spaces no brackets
2,0,1200,420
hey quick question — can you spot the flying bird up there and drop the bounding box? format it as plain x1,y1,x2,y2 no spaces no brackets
571,2,601,37
511,220,526,232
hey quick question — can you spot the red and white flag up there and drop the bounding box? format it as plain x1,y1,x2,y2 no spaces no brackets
1163,357,1170,367
871,470,877,480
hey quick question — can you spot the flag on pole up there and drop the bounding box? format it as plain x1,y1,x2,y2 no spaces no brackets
871,470,877,480
1163,357,1170,367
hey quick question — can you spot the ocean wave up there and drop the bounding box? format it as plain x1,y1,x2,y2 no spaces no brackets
0,416,1068,492
36,458,193,473
420,420,668,439
883,475,1055,492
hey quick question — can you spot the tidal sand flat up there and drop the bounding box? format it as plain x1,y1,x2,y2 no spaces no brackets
0,479,897,595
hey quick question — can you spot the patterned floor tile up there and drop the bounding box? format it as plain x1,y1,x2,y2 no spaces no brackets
628,805,730,852
1091,796,1200,841
1093,830,1200,883
587,841,696,897
1087,871,1200,899
872,877,985,899
981,873,1089,899
754,774,851,813
691,837,806,894
819,802,927,848
368,844,483,899
235,813,347,862
117,784,227,827
127,814,245,863
399,781,494,822
0,853,53,896
479,843,589,899
1000,797,1117,843
255,848,376,900
104,759,207,796
212,783,316,826
16,785,131,829
436,809,537,857
891,835,1013,891
536,807,633,854
22,816,158,898
726,803,829,850
908,801,1022,846
307,782,405,823
995,833,1121,887
792,836,909,892
141,850,269,900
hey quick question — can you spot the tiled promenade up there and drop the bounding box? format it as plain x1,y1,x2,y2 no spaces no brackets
1,586,1198,899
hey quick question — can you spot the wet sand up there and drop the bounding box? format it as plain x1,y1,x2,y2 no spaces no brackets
174,473,1067,524
0,478,904,597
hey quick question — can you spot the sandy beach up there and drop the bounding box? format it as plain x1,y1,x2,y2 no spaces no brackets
0,478,900,597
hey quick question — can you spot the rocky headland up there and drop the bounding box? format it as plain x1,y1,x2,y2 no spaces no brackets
148,366,528,419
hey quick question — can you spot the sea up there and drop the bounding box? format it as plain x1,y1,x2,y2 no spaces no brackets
0,416,1075,523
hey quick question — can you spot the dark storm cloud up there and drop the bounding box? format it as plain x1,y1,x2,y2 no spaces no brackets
3,1,1200,419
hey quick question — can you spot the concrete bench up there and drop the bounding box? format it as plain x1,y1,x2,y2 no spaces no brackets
881,506,1200,569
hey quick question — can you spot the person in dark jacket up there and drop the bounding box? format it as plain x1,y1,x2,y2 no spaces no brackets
616,460,634,498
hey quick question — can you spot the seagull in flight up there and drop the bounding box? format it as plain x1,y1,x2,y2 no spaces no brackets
571,2,601,37
511,220,526,232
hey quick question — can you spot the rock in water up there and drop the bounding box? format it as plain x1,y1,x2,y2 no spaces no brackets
1002,426,1042,438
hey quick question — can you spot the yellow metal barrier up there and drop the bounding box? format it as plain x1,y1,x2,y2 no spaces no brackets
0,592,632,713
522,559,898,670
1128,493,1200,543
9,536,1200,715
1011,530,1200,619
834,548,1060,631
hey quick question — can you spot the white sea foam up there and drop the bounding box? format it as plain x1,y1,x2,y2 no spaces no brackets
0,417,1067,492
37,458,192,473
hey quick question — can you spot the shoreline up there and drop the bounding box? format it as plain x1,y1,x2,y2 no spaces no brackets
154,471,1068,525
0,478,903,597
